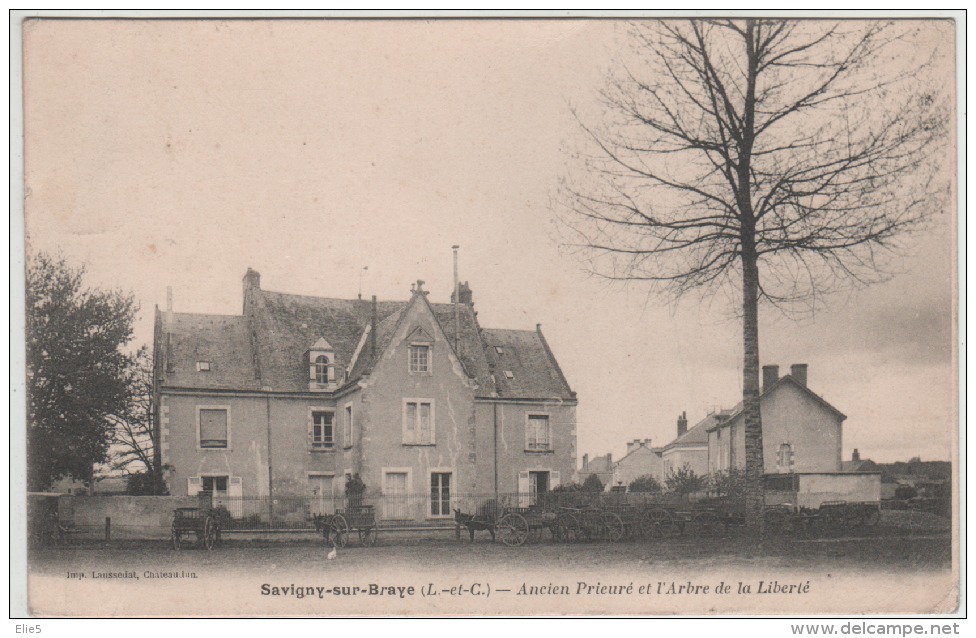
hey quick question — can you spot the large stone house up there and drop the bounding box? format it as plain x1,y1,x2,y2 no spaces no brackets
153,269,577,522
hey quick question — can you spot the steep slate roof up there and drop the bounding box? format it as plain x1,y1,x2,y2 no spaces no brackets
480,328,575,400
159,280,574,401
161,312,261,390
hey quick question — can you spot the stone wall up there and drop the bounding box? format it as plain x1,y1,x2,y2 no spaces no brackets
58,495,202,540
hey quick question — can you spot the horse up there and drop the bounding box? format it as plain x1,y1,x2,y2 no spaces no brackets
454,507,496,542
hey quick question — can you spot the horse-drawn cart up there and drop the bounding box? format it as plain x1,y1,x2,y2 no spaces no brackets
316,504,377,548
171,506,220,550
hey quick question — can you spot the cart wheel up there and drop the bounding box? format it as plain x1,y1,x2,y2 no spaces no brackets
602,512,625,542
696,511,723,538
642,509,675,538
172,529,182,550
497,513,529,547
329,514,349,548
203,516,218,551
554,512,580,542
359,525,377,547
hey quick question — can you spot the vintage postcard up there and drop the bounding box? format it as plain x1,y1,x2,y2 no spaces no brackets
15,13,961,618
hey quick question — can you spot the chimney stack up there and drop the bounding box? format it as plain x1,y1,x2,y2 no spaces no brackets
852,449,860,462
626,439,640,455
451,281,473,305
581,453,589,470
677,411,688,437
762,365,780,392
790,363,808,387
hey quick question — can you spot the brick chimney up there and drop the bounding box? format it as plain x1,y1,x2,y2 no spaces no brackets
626,439,640,455
852,448,860,462
790,363,808,387
762,365,780,392
677,411,688,437
581,453,589,470
451,281,473,305
243,267,261,292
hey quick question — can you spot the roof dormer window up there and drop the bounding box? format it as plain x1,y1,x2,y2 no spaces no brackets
308,337,336,391
494,346,504,355
196,361,211,372
314,355,330,384
504,370,514,380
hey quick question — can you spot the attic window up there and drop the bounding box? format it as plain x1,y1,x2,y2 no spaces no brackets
494,346,504,355
196,361,211,372
503,370,514,380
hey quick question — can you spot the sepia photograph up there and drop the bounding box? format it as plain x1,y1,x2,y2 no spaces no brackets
14,11,962,619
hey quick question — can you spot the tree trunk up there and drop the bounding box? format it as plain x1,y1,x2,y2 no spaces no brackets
741,246,765,541
739,20,765,542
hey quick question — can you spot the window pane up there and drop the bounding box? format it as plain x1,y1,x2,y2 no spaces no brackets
419,403,431,441
312,412,334,447
528,415,549,450
406,403,417,430
410,345,429,372
200,409,228,447
431,473,451,516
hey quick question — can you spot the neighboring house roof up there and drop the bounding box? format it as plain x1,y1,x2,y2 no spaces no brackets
615,444,662,466
581,454,613,473
662,411,729,452
157,277,575,401
841,459,881,473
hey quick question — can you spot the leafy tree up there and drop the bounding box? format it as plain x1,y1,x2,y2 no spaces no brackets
665,465,706,498
581,473,605,492
708,469,747,498
345,473,367,507
557,20,949,534
628,474,663,494
26,252,137,491
125,472,157,496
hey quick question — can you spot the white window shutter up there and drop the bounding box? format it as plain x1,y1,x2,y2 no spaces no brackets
550,471,561,489
229,476,243,497
187,477,202,496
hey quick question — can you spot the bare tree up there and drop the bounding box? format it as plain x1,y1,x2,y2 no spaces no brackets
557,19,949,535
105,347,161,492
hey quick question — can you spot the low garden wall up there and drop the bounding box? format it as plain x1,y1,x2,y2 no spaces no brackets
58,495,203,540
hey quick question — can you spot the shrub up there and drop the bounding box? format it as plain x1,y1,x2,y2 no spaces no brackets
628,474,662,494
581,474,605,492
665,465,706,498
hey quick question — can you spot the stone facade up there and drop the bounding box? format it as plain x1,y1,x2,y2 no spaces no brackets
154,270,577,521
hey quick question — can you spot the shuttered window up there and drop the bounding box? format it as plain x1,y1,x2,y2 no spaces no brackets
199,409,228,448
526,414,550,451
403,400,434,444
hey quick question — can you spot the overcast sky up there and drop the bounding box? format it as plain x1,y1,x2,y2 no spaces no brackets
22,19,958,465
